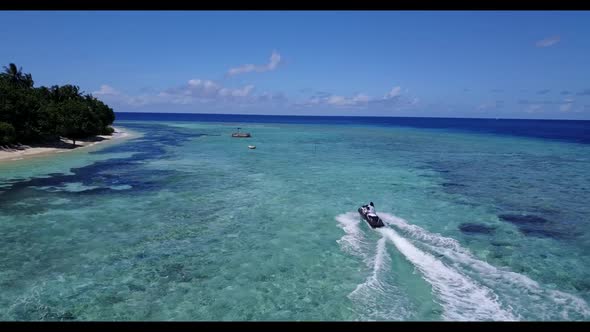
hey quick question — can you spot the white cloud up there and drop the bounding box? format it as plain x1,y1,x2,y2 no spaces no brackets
94,84,120,95
162,79,259,104
477,100,504,111
231,85,255,97
560,98,574,112
257,91,288,103
297,86,418,111
384,86,401,99
353,94,370,103
227,51,282,76
323,93,371,106
94,80,416,113
181,79,225,99
536,35,560,48
93,85,149,106
93,79,287,109
525,104,543,113
560,103,573,112
326,95,347,105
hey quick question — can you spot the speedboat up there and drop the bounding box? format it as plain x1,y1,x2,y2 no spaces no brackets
358,205,385,228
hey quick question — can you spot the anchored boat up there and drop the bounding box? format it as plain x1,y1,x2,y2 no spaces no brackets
231,127,251,138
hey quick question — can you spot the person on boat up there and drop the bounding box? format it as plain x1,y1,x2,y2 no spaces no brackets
361,202,377,217
366,202,377,218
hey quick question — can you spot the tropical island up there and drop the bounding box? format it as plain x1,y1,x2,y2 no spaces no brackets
0,63,119,162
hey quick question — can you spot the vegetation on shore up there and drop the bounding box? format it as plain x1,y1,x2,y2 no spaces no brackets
0,63,115,147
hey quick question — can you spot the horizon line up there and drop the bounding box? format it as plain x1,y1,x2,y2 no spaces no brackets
114,111,590,122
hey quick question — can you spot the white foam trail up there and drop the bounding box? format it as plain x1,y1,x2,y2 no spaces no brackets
350,238,388,296
336,212,370,261
337,213,412,320
423,243,590,320
347,237,413,320
380,213,469,255
380,212,590,320
377,227,516,321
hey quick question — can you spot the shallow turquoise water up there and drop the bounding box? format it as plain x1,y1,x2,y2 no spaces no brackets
0,120,589,321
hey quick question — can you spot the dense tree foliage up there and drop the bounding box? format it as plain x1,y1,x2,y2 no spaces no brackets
0,63,115,146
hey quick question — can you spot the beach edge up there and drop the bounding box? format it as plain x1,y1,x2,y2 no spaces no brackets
0,126,134,164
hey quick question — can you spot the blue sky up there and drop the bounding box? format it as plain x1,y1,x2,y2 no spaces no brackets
1,11,589,119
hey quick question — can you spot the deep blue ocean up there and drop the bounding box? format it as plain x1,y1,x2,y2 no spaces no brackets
117,112,590,144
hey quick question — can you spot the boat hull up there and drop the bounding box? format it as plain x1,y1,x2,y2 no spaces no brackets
358,207,385,228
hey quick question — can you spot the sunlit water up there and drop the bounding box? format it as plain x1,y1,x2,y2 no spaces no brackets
0,117,589,321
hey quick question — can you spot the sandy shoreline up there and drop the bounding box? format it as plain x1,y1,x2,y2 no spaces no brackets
0,127,131,164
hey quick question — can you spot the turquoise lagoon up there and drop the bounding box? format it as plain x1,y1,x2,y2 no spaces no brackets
0,116,589,321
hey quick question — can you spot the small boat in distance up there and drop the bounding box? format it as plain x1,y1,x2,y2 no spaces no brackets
248,145,256,149
231,127,251,138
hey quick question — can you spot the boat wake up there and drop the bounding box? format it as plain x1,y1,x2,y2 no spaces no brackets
336,213,413,320
336,211,590,321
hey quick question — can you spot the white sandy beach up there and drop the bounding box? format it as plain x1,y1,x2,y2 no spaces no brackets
0,127,130,164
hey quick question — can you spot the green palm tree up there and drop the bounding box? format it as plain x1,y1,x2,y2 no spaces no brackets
3,63,23,83
2,63,33,88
